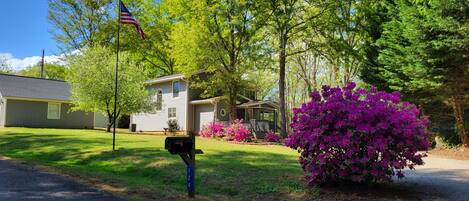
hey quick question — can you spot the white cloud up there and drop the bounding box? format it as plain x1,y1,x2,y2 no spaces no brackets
0,52,65,71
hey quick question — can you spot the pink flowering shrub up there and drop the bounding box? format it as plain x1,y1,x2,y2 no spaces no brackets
265,130,282,142
285,83,430,185
226,119,252,142
199,121,225,138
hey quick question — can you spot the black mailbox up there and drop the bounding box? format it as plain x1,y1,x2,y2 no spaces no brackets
165,136,193,154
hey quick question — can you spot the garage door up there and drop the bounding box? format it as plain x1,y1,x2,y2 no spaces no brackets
194,104,214,133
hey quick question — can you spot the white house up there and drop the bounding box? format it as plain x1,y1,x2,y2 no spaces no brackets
130,74,279,136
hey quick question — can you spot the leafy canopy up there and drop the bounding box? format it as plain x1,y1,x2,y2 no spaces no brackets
18,63,68,80
66,45,153,128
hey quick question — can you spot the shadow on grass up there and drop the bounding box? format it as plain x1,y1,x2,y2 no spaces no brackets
0,131,309,200
2,130,454,201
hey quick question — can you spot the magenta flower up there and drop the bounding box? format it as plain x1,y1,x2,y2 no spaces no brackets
226,119,252,142
265,130,282,142
199,120,225,138
285,82,430,185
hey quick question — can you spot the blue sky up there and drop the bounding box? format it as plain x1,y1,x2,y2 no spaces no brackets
0,0,60,70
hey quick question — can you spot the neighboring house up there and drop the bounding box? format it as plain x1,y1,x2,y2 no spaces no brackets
131,74,279,136
0,74,100,128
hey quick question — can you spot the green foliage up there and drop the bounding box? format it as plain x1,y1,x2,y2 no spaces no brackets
167,119,180,132
167,0,269,120
66,45,153,130
245,69,277,100
365,0,469,146
439,133,462,148
48,0,115,51
315,0,372,85
373,0,469,96
359,1,397,91
120,0,177,77
18,63,68,80
0,55,14,74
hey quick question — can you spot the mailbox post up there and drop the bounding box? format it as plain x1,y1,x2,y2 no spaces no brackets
164,134,202,198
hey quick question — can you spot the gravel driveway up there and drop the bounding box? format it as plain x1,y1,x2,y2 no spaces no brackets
399,156,469,201
0,158,126,201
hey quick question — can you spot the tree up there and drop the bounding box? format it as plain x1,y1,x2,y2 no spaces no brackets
122,0,177,77
169,0,268,122
246,69,277,101
0,55,14,74
67,45,153,132
48,0,114,51
375,0,469,147
267,0,328,136
18,63,68,80
292,51,321,94
315,0,370,86
359,0,396,91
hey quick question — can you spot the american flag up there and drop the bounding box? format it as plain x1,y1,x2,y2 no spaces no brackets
120,1,145,39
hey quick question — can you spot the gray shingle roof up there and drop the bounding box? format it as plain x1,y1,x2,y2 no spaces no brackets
0,74,71,101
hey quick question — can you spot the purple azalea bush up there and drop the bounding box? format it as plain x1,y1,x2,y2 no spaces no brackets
199,121,225,138
265,130,282,142
285,83,430,185
226,119,252,142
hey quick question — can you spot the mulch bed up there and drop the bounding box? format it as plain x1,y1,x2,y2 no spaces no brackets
428,147,469,160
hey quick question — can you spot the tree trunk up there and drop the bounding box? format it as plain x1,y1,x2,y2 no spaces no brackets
279,33,288,137
450,95,468,147
106,124,111,132
312,55,318,91
106,111,115,133
228,85,238,123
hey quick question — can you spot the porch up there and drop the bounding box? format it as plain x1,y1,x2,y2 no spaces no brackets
221,100,279,138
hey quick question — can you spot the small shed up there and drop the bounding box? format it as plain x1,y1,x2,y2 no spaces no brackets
0,74,95,128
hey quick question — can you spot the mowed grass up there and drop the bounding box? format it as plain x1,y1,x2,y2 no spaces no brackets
0,128,309,201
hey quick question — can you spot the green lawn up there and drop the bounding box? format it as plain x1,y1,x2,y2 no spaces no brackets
0,128,308,201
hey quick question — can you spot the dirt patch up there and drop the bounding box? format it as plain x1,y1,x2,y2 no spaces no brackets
429,147,469,160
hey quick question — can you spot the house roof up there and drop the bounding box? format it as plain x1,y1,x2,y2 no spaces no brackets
189,97,223,105
0,74,71,102
237,100,279,109
145,74,184,85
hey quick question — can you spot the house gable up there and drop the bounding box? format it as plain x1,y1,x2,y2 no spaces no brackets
131,76,189,132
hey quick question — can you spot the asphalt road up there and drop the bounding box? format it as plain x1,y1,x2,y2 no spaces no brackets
399,156,469,201
0,159,126,201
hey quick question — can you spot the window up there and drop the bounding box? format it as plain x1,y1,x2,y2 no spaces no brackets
172,81,180,98
220,108,227,117
155,89,163,111
168,108,176,118
47,103,61,119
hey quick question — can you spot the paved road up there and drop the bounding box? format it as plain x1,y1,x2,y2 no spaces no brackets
399,156,469,201
0,158,126,201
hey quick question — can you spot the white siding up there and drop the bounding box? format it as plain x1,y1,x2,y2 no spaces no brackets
131,80,188,131
94,113,108,128
0,97,5,127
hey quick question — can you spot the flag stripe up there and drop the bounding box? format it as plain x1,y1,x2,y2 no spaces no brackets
119,1,145,39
